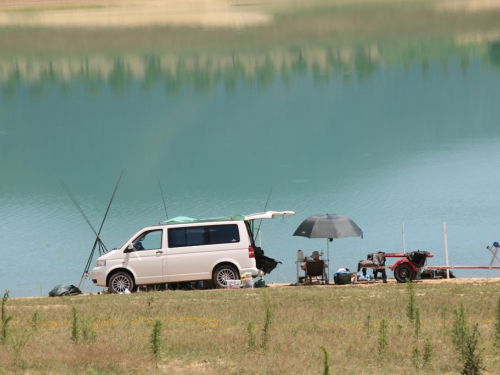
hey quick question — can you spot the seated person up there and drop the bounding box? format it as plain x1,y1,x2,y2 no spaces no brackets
301,251,328,270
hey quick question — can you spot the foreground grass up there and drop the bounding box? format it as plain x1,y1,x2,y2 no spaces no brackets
1,280,500,374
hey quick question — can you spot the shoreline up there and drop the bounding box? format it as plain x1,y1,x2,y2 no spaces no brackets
10,277,500,300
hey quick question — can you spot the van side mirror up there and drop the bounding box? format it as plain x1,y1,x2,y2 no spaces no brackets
124,243,135,253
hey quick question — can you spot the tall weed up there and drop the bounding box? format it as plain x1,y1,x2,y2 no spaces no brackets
261,291,273,349
320,346,330,375
406,279,416,323
247,322,256,350
365,315,372,337
414,305,421,341
452,303,485,374
452,302,470,358
71,305,80,343
412,346,421,372
1,291,12,345
378,318,388,355
422,336,433,369
82,316,96,344
461,324,484,375
12,329,30,368
494,296,500,348
31,310,40,331
150,319,163,368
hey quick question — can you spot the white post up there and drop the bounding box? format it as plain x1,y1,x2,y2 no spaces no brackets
402,221,406,253
443,221,450,279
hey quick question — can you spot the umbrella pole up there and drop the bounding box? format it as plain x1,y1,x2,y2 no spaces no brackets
327,239,330,283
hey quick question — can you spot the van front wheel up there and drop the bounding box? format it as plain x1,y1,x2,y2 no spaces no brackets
109,272,135,293
213,265,239,289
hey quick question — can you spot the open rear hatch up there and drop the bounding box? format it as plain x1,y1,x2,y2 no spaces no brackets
244,211,295,275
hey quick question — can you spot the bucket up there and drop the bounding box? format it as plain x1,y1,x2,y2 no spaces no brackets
256,279,266,288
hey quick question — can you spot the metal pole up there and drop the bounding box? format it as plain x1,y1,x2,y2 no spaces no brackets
443,221,450,279
327,239,330,283
402,221,406,253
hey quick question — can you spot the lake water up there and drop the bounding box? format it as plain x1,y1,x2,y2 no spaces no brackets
1,0,500,297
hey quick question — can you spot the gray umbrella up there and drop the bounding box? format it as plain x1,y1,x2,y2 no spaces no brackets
293,214,363,281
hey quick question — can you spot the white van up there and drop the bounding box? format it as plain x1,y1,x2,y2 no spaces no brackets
91,211,294,293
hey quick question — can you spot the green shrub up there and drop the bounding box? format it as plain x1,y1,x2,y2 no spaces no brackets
150,319,163,368
378,318,388,355
71,305,80,343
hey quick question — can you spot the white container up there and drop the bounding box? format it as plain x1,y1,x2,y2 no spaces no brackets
227,280,240,289
297,249,304,262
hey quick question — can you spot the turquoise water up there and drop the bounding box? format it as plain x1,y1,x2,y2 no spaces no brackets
2,7,500,296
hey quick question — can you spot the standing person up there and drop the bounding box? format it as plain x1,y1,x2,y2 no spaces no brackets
372,251,387,283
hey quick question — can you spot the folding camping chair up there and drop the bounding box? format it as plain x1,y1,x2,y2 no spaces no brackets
304,261,327,285
487,242,500,268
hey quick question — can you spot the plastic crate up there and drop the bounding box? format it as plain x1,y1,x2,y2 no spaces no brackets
226,280,240,289
241,278,254,288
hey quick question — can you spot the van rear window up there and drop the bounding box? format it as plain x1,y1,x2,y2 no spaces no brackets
168,224,240,248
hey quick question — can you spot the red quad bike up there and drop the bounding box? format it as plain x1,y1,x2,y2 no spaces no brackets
386,251,434,283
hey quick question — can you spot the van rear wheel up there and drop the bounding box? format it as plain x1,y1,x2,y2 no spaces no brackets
213,265,239,289
109,272,135,293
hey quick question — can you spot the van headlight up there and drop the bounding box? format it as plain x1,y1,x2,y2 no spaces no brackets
95,260,106,267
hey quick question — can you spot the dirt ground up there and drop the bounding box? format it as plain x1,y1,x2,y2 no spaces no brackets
269,276,500,289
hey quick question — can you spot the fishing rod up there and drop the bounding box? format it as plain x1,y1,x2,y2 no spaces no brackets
254,186,273,243
60,180,102,244
158,177,169,221
78,170,124,289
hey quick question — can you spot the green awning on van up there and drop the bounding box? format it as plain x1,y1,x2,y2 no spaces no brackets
162,214,245,224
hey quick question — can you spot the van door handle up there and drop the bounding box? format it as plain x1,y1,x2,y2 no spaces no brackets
156,250,163,254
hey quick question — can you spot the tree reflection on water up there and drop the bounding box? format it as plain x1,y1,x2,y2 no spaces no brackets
2,40,499,99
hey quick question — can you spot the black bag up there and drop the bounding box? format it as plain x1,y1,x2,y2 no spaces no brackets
49,284,82,297
334,273,352,285
420,269,435,279
407,251,429,268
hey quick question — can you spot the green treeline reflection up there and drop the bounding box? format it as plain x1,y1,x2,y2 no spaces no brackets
1,40,500,98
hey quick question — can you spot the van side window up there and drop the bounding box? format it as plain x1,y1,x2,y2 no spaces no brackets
169,228,186,247
186,227,205,246
209,225,240,244
168,224,240,248
134,230,162,251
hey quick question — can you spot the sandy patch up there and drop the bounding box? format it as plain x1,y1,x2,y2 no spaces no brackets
454,30,500,45
270,277,500,288
438,0,500,13
0,0,273,28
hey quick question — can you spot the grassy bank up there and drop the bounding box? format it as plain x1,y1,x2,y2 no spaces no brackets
1,280,500,374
